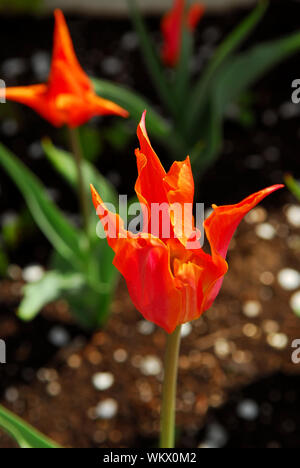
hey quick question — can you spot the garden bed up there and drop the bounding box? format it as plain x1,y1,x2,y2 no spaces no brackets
0,0,300,448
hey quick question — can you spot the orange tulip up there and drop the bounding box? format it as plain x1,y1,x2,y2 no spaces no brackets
91,111,283,333
2,10,128,127
161,0,205,67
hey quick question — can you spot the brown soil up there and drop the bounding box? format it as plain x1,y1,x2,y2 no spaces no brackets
0,202,299,448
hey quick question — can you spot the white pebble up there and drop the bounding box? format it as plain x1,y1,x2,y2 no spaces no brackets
95,399,118,419
286,205,300,228
237,400,259,421
181,322,192,338
243,300,262,318
214,338,230,358
277,268,300,291
92,372,114,391
5,387,19,403
22,264,44,283
137,320,155,335
267,333,288,350
48,326,70,348
31,51,50,81
140,356,162,376
290,291,300,316
255,223,276,240
245,207,267,224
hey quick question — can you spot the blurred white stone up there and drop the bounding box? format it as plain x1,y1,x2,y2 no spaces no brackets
137,320,155,335
245,207,267,224
214,338,230,358
286,205,300,228
5,387,19,403
267,333,288,350
2,57,27,78
290,291,300,316
92,372,114,391
140,355,162,376
22,264,44,283
181,323,192,338
1,119,18,136
277,268,300,291
31,51,50,81
243,300,262,318
95,399,118,419
237,400,259,421
48,326,71,347
255,223,276,240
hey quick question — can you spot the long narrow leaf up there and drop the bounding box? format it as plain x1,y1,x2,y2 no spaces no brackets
0,143,85,268
192,31,300,176
285,174,300,202
126,0,177,116
186,0,268,135
92,77,170,140
0,405,61,448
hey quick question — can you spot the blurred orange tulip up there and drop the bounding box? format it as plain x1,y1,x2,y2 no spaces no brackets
2,10,128,127
91,111,283,333
161,0,205,67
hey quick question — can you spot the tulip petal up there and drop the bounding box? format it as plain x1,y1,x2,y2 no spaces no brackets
51,9,91,92
205,185,284,260
187,4,205,30
203,185,284,310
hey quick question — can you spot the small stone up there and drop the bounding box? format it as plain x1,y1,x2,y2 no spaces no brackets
243,300,262,318
290,291,300,316
205,423,228,448
214,338,230,358
262,110,278,127
7,264,22,281
245,154,264,170
113,348,128,363
277,268,300,291
121,31,139,51
46,381,61,397
255,223,276,240
92,372,114,391
237,400,259,421
31,51,50,81
1,119,18,136
262,320,279,334
181,323,192,338
28,141,43,159
286,205,300,228
101,57,122,76
245,207,267,224
140,356,162,376
137,320,155,335
95,399,118,419
5,387,19,403
264,146,280,162
67,354,82,369
2,57,27,77
48,326,70,348
267,333,288,350
243,323,258,338
22,264,44,283
260,271,275,286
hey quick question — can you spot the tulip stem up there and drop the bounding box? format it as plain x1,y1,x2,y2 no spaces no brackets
68,126,90,237
160,325,182,449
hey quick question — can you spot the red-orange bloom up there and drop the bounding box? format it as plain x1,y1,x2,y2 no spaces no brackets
2,10,128,127
91,111,283,333
161,0,205,67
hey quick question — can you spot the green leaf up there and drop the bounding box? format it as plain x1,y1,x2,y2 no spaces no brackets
186,0,268,135
192,31,300,176
42,139,117,206
126,0,177,117
92,77,171,141
0,143,85,269
285,174,300,202
18,270,85,321
0,405,61,448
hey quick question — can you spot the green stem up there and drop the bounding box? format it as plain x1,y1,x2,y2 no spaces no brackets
68,126,90,237
160,325,182,449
